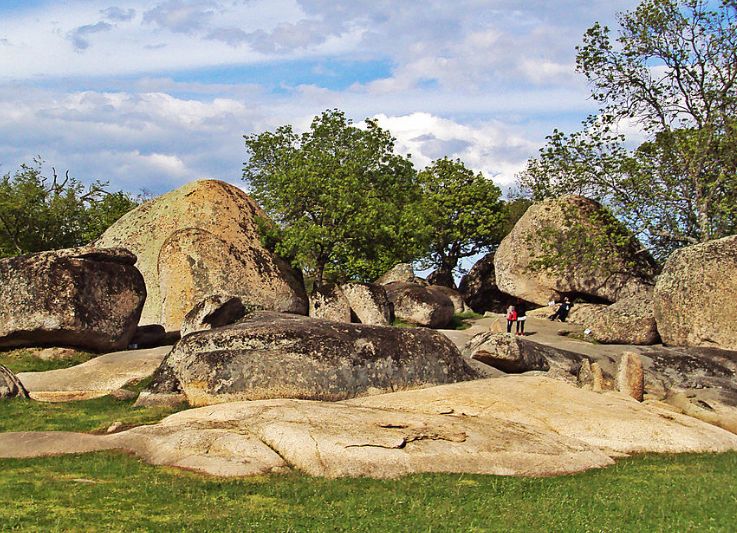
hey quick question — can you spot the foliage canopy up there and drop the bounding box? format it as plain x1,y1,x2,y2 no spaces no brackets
416,157,505,284
0,160,140,258
243,109,426,285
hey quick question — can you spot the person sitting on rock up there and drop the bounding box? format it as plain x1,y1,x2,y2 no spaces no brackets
515,300,527,336
506,305,517,335
548,297,573,322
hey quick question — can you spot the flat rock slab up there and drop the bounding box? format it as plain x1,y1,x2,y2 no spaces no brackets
0,396,614,478
348,376,737,455
17,346,172,402
3,377,737,479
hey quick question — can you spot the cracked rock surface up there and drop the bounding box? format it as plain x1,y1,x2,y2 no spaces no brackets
3,377,737,479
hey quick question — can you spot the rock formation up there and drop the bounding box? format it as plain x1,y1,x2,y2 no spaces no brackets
95,179,308,330
494,196,656,306
340,283,393,326
147,311,477,406
309,284,352,323
0,247,146,352
384,282,454,328
654,235,737,350
458,252,514,313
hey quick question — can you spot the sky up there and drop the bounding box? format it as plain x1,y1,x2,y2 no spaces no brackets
0,0,642,196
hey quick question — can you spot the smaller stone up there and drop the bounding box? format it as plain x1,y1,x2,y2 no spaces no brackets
376,263,418,285
181,295,258,338
463,332,549,373
106,421,124,433
109,388,137,401
577,359,593,390
617,352,644,401
591,362,606,392
427,285,467,314
0,365,28,399
385,282,454,328
133,391,187,408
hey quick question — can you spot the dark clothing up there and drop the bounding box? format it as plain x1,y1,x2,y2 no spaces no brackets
549,301,573,322
507,320,515,333
515,302,527,334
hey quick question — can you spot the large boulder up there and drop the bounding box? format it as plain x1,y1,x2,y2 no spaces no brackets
654,235,737,350
95,179,308,331
0,247,146,352
494,196,656,306
340,283,393,326
564,296,660,345
384,282,454,328
309,284,352,323
462,332,584,375
458,252,514,313
147,311,477,406
0,365,28,399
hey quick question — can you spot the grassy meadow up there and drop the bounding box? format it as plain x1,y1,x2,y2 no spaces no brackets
0,451,735,531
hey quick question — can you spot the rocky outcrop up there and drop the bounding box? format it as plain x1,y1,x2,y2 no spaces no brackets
309,284,352,323
494,196,656,306
427,285,466,314
340,283,393,326
351,376,737,455
376,263,426,286
384,282,454,328
147,311,477,406
95,180,308,331
458,252,513,313
0,247,146,352
5,376,737,478
0,365,28,399
180,295,257,338
654,235,737,350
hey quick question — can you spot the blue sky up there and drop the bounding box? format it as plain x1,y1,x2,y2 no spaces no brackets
0,0,641,195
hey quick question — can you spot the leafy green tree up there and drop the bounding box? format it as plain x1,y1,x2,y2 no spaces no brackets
243,109,427,286
519,0,737,260
416,158,505,284
0,160,140,257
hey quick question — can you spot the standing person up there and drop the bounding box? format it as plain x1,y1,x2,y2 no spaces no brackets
515,299,527,336
549,297,573,322
506,304,517,335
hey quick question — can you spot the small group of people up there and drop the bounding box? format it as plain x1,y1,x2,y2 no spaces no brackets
505,296,574,336
505,300,527,336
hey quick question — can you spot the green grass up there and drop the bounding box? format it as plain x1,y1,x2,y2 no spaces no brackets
0,348,95,373
449,310,483,330
0,378,184,434
391,318,417,328
0,452,735,531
